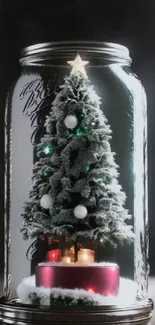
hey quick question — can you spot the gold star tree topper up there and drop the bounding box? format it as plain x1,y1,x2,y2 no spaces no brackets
67,54,89,78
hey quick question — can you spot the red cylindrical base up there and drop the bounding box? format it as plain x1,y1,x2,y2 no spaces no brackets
36,264,119,296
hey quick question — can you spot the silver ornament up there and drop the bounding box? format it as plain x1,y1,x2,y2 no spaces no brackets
64,115,78,129
40,194,54,209
74,204,88,219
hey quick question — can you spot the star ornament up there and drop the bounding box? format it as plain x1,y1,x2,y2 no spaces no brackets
67,54,89,78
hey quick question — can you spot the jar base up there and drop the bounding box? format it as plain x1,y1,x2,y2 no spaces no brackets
0,297,153,325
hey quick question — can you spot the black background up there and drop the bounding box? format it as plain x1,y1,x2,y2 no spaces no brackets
0,0,155,275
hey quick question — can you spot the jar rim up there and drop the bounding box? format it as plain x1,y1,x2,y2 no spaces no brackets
20,41,132,66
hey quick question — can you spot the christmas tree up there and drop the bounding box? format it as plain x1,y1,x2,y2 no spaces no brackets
20,54,134,248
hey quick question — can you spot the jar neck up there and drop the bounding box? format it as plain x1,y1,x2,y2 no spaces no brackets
20,41,132,67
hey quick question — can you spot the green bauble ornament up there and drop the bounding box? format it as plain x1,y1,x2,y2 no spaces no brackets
76,125,88,136
80,113,87,119
85,164,93,173
43,170,49,177
76,127,82,136
82,125,88,132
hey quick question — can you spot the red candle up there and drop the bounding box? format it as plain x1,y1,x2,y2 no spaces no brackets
46,249,61,262
36,263,119,296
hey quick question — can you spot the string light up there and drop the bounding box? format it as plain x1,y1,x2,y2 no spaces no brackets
43,171,49,176
43,144,53,155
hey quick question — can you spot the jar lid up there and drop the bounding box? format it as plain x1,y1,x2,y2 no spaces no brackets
20,41,132,66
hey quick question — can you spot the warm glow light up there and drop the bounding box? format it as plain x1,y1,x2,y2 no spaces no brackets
46,249,61,262
77,248,95,265
61,256,72,264
110,266,117,272
83,254,88,261
87,287,94,292
61,247,75,264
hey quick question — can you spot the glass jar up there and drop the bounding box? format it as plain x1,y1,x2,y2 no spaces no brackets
4,42,148,306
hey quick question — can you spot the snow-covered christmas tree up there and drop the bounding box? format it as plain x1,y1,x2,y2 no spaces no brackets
20,54,134,250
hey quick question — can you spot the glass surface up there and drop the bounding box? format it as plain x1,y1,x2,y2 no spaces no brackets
4,43,148,306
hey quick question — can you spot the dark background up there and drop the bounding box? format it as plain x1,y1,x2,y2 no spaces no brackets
0,0,155,274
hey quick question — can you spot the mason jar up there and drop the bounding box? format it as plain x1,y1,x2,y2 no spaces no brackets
3,42,149,307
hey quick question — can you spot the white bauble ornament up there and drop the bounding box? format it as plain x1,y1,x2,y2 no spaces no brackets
40,194,54,209
64,115,78,129
74,205,88,219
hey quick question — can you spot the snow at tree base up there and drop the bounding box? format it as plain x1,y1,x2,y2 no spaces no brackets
20,71,134,248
